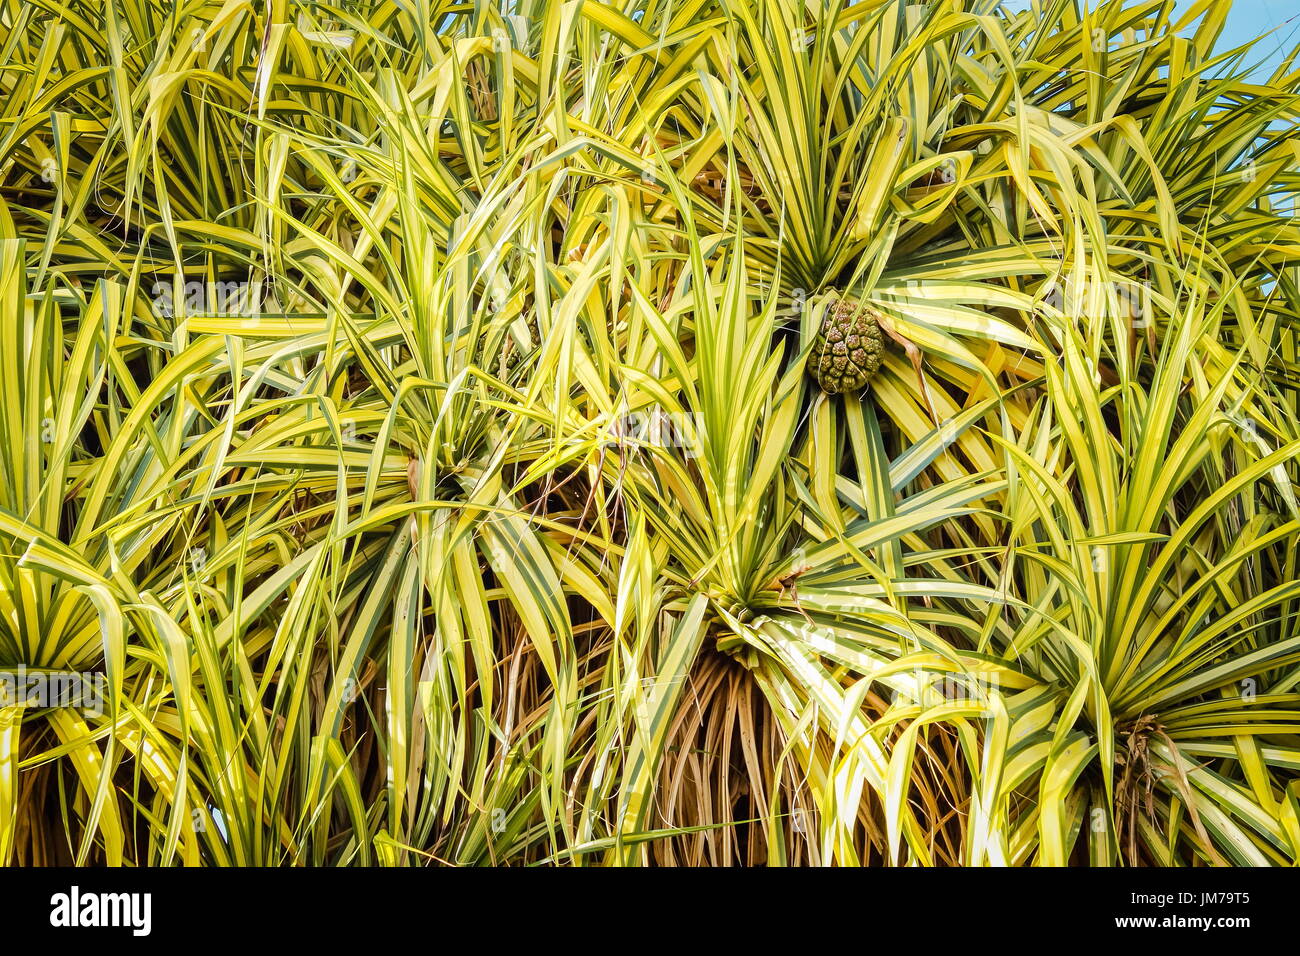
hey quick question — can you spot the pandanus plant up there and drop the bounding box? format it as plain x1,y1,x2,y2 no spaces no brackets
0,0,1298,868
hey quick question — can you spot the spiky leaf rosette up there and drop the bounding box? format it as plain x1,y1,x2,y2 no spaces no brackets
811,299,883,394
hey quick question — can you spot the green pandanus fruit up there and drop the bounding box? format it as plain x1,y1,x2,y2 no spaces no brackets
810,299,884,394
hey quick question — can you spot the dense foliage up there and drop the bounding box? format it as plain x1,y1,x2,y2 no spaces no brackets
2,0,1299,866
